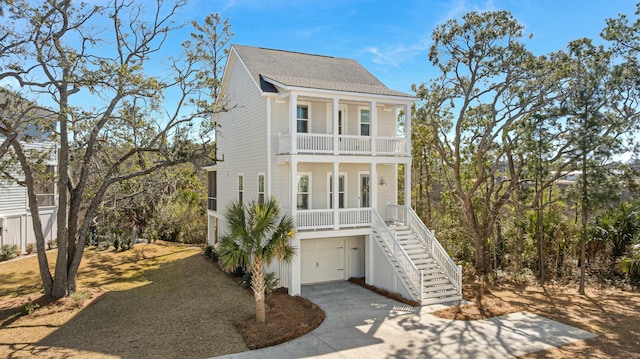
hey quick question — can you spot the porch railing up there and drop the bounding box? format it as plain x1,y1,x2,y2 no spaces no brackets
277,133,406,156
388,205,462,295
295,208,372,230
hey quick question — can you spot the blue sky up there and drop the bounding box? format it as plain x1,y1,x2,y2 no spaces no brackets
171,0,637,94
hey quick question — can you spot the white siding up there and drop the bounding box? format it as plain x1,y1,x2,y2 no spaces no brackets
0,140,58,253
215,54,269,236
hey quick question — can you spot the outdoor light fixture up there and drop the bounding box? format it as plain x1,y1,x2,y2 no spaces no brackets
379,177,387,186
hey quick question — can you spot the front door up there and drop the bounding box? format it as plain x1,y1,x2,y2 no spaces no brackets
348,237,365,278
359,174,370,208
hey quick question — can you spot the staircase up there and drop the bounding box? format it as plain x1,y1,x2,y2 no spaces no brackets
372,206,462,306
388,224,461,305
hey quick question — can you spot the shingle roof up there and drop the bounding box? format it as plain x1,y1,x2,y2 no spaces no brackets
232,45,413,98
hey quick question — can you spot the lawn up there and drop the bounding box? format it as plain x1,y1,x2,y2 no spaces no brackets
0,242,257,358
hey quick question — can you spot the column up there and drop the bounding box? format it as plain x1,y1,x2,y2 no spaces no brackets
371,100,377,155
333,161,339,230
371,162,377,211
333,97,339,155
289,236,301,296
405,103,412,155
289,160,301,296
404,102,412,209
404,161,412,209
290,93,298,154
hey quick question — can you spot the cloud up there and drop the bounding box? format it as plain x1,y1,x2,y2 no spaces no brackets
439,0,498,23
365,37,430,68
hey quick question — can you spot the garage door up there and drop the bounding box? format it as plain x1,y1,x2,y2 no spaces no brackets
301,238,344,284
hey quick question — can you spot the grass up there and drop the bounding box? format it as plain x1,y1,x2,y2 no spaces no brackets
0,242,256,358
0,242,325,358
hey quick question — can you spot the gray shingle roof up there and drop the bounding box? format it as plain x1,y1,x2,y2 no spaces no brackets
232,45,413,98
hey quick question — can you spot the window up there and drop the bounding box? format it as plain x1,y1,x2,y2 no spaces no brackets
329,174,346,209
238,174,244,203
297,174,310,210
258,173,265,204
297,104,309,133
32,165,55,207
359,108,370,136
207,171,217,211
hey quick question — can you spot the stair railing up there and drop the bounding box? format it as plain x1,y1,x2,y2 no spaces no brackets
408,207,462,294
372,209,424,302
388,205,462,295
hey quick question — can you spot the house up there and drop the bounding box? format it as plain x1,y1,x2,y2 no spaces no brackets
0,90,58,254
206,45,461,305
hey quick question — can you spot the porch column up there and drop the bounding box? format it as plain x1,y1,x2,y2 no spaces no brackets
333,97,339,155
267,97,272,198
404,102,412,209
290,93,298,154
371,162,377,211
404,160,412,208
289,160,301,296
333,161,339,230
290,235,301,296
405,103,412,155
371,100,377,155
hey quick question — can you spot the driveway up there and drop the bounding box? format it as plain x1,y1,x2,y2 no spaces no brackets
212,281,596,359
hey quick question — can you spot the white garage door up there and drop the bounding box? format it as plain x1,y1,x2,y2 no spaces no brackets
301,238,345,284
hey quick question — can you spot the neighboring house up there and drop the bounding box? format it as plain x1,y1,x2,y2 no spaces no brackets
0,91,58,254
206,45,461,305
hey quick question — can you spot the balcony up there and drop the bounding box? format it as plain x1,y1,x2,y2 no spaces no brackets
278,133,407,156
295,208,372,230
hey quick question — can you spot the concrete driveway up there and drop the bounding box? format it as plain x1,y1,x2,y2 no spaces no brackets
213,281,596,359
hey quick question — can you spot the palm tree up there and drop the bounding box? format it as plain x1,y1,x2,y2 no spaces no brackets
218,197,296,323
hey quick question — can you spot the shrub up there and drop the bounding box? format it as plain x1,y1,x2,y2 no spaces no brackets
97,240,110,251
46,239,56,250
204,245,213,257
20,297,40,316
0,244,19,261
26,243,35,254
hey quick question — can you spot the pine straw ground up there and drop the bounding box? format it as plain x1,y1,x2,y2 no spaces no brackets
430,279,640,358
0,242,323,358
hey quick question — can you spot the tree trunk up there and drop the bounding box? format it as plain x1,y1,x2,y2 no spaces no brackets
12,141,54,297
579,144,587,295
252,256,266,323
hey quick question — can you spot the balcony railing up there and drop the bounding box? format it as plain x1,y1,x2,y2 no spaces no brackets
295,208,372,230
278,133,407,156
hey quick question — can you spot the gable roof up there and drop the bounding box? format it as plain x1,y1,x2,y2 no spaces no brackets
232,44,414,98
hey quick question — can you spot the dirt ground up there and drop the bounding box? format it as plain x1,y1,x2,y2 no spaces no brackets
432,280,640,358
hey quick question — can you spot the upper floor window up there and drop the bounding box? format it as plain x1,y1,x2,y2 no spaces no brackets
359,108,370,136
238,174,244,203
297,104,309,133
257,173,265,204
297,174,310,210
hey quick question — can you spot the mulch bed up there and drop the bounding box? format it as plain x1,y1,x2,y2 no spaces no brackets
205,254,326,350
236,288,325,349
348,277,421,307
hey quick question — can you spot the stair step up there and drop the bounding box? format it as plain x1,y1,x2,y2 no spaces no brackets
422,278,452,286
421,289,459,299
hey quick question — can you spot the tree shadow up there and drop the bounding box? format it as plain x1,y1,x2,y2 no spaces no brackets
4,253,256,359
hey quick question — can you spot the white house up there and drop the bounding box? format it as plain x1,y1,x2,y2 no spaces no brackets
0,91,58,254
206,45,461,305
